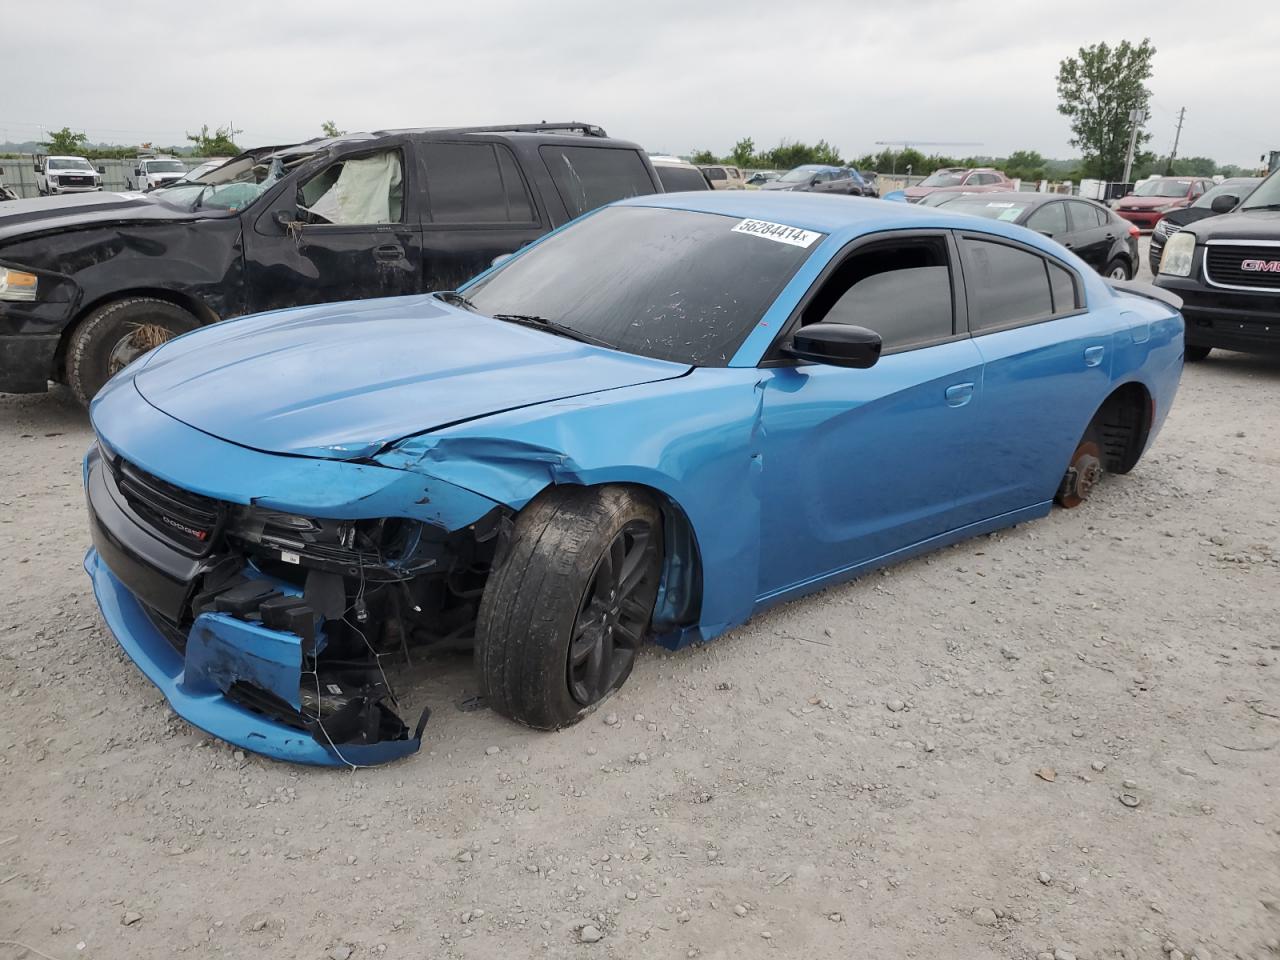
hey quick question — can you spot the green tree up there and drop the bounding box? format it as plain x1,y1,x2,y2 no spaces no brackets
321,120,344,138
186,123,242,156
729,137,755,168
690,149,717,165
1004,149,1048,181
1056,38,1156,180
41,126,89,154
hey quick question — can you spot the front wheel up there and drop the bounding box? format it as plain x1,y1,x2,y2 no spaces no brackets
1103,258,1131,281
66,297,198,406
475,486,663,730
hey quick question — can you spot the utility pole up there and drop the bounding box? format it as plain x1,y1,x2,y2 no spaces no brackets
1121,107,1146,186
1165,107,1185,175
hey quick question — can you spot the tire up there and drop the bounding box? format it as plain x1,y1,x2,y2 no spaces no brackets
1184,344,1212,362
1103,258,1131,281
475,485,663,730
66,297,198,407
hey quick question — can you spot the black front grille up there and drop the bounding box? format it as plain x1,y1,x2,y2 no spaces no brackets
57,175,94,186
1205,245,1280,290
114,459,223,554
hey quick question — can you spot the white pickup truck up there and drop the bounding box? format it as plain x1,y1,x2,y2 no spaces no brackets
126,156,189,192
34,155,103,195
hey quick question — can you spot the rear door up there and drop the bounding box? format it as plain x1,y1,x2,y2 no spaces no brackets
1064,200,1112,271
244,143,422,312
418,139,548,291
955,233,1117,521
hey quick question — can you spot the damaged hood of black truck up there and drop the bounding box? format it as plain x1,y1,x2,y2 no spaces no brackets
132,295,691,460
0,191,202,245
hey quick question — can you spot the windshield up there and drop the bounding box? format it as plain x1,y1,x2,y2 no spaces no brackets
152,153,302,213
144,160,187,174
940,197,1031,221
48,158,92,171
1239,170,1280,210
920,171,965,187
780,166,823,183
1134,179,1192,198
464,205,823,366
1193,179,1259,210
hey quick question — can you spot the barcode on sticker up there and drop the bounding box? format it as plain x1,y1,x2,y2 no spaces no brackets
280,550,301,564
732,219,820,248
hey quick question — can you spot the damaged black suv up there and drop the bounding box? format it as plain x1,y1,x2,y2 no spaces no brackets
0,122,663,403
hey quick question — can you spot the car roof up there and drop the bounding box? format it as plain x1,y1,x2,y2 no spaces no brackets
941,191,1080,208
617,190,1077,244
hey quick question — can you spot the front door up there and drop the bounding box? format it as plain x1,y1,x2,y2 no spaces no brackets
756,231,986,600
244,145,422,313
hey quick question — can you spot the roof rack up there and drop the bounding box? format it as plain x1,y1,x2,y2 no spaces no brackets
372,122,609,138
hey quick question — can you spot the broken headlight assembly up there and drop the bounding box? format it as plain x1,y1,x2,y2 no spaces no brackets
0,267,38,301
224,506,438,577
1158,231,1195,277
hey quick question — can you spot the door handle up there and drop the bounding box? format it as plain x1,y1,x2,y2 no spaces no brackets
374,244,404,261
945,382,975,407
1083,345,1105,367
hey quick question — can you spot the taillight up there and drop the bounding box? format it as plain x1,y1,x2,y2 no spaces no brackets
1128,224,1140,238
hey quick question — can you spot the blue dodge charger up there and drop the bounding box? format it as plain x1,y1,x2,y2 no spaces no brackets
83,191,1184,765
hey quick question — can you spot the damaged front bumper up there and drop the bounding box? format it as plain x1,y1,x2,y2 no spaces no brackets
85,548,426,766
82,385,507,767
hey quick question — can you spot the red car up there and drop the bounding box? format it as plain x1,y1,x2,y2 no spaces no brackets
1112,177,1214,230
904,167,1013,203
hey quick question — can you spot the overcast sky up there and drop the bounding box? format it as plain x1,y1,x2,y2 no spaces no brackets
3,0,1275,166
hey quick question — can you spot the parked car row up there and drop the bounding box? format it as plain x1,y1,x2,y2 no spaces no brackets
1148,177,1262,273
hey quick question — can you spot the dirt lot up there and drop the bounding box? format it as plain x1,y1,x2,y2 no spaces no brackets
2,247,1278,960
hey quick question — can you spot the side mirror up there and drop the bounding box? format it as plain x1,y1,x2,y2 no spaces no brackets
785,323,882,368
272,209,298,230
134,167,142,176
1210,194,1237,214
97,165,105,175
809,176,820,186
0,166,5,176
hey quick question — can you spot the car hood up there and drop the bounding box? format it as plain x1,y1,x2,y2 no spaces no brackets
132,295,691,461
1117,196,1182,209
1182,207,1280,242
0,191,194,245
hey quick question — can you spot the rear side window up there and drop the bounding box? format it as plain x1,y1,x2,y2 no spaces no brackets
540,146,656,218
1068,201,1105,228
802,236,954,352
655,165,711,192
424,142,536,224
961,237,1078,332
705,167,727,181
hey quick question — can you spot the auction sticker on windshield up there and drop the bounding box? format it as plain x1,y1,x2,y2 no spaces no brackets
732,219,821,248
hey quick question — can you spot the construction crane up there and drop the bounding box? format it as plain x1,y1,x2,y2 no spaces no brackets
873,141,985,175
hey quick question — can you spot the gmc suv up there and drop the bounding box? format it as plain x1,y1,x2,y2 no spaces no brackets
1154,166,1280,360
0,122,663,404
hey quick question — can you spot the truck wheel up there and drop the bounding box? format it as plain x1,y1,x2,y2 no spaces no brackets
1184,344,1211,362
66,297,198,406
475,486,663,730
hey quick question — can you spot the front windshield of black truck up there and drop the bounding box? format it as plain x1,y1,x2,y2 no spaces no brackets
1240,169,1280,211
464,205,823,366
153,153,309,214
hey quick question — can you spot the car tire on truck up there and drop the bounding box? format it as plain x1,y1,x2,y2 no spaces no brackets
66,297,198,406
475,485,664,730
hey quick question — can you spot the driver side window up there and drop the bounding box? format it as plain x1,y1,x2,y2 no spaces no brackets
297,149,404,225
800,236,955,353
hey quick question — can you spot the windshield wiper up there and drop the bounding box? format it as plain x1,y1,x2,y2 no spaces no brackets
435,290,478,312
491,313,612,348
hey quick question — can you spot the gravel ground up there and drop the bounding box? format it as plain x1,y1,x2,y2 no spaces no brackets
2,240,1279,960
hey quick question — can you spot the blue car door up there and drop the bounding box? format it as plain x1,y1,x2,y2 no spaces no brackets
952,232,1119,523
755,231,987,602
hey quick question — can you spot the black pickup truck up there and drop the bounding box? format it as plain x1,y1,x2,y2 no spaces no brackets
1155,166,1280,360
0,122,663,403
